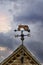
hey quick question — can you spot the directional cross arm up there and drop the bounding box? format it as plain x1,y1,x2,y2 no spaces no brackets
15,34,30,37
15,35,21,37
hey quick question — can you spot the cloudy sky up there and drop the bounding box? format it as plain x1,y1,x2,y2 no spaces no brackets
0,0,43,64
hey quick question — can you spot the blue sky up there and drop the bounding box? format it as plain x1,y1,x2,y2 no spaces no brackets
0,0,43,64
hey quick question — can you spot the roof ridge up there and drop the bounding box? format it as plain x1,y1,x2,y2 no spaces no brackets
0,44,41,65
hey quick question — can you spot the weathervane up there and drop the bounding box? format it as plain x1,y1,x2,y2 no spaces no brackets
14,24,30,45
14,24,30,64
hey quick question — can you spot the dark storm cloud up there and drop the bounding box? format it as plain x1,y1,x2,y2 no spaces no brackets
0,0,43,64
0,33,12,49
10,0,17,1
14,14,43,23
0,33,19,50
13,0,43,23
25,41,43,62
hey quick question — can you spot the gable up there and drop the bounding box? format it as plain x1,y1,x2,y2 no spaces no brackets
0,44,41,65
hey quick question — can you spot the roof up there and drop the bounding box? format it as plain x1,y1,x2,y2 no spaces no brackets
0,44,41,65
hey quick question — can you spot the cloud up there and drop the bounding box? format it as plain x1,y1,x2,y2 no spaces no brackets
1,0,43,23
0,14,11,33
25,41,43,62
0,0,43,63
0,33,18,49
0,46,13,62
42,64,43,65
0,33,20,62
13,0,43,23
0,47,7,51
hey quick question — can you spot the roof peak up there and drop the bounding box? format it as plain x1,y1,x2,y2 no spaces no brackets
0,44,41,65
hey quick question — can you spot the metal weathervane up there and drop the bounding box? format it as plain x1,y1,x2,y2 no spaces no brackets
14,25,30,45
14,25,30,64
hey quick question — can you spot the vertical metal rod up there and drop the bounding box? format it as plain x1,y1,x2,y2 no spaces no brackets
21,30,24,45
20,31,24,64
22,40,23,46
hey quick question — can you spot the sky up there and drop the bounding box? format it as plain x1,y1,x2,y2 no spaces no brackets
0,0,43,64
